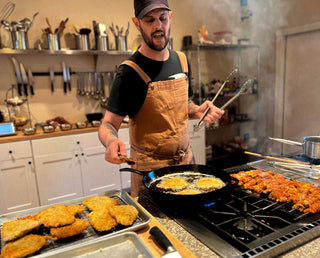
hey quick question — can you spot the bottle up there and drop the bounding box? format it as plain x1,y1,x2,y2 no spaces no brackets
239,0,253,41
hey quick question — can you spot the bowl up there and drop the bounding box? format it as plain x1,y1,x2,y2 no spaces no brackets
91,120,101,127
86,112,103,122
60,123,72,131
42,125,55,133
76,122,88,129
23,127,37,135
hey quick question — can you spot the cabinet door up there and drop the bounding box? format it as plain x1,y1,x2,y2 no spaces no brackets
188,120,206,164
119,128,131,190
33,152,83,205
80,145,120,196
0,158,39,214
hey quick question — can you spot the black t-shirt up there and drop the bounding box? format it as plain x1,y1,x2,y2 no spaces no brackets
106,49,193,118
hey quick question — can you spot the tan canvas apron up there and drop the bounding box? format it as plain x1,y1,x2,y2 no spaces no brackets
121,51,194,197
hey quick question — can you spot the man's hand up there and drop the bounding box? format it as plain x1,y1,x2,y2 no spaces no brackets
104,139,127,164
188,99,224,123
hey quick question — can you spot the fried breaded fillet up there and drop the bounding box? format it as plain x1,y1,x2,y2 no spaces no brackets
158,178,189,191
87,208,117,231
36,204,75,228
50,219,90,239
108,205,139,226
66,205,84,216
196,177,225,191
176,189,201,195
0,234,56,258
1,219,42,242
82,196,119,211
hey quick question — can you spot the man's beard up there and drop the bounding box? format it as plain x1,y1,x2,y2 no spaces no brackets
140,26,170,51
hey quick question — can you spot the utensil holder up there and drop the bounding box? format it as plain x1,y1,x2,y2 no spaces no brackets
11,31,28,49
47,33,60,50
76,34,90,50
96,35,108,51
115,35,127,51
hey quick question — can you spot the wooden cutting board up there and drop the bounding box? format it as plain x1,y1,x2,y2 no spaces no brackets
135,204,197,258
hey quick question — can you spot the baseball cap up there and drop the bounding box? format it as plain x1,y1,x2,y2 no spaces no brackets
134,0,170,19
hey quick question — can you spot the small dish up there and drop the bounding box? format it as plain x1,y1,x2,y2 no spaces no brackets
23,127,37,135
76,122,88,129
60,123,72,131
91,120,101,127
42,125,55,133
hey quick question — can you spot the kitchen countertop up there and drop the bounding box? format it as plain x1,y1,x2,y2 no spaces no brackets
0,123,129,144
137,192,320,258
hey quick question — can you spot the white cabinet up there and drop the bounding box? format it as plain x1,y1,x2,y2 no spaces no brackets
0,141,39,214
32,132,120,205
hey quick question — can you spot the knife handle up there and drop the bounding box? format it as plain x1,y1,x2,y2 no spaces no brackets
51,82,54,92
30,85,34,95
23,84,28,96
150,226,175,252
63,82,67,93
17,83,22,96
68,82,71,92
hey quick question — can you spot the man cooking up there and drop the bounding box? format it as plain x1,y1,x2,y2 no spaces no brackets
98,0,224,198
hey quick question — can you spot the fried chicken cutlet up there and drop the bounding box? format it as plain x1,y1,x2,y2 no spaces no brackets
108,205,139,226
36,204,75,228
1,219,42,242
87,207,117,231
82,196,119,211
50,219,90,239
0,234,56,258
196,177,225,191
158,178,189,191
66,205,84,216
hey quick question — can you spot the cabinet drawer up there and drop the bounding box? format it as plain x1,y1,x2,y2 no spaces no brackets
32,135,77,155
0,141,32,161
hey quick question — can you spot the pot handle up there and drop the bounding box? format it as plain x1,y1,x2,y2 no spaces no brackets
269,137,303,146
119,167,148,176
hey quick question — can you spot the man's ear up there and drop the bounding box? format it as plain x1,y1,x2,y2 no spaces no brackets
132,17,140,32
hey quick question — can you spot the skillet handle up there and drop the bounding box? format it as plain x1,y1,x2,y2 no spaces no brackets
119,167,148,176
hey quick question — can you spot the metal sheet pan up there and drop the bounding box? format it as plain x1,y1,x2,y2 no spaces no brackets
0,190,151,256
36,232,154,258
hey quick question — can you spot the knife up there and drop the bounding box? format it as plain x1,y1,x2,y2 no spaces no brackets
19,62,28,96
50,67,55,92
11,57,22,96
62,62,68,93
27,67,35,95
150,226,182,258
66,66,71,91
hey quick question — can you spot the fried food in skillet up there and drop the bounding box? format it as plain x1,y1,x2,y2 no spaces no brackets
176,189,201,195
196,177,225,191
87,207,117,232
1,219,42,242
50,219,90,239
36,204,75,228
108,205,139,226
158,178,189,191
0,234,57,258
66,205,84,216
82,196,119,211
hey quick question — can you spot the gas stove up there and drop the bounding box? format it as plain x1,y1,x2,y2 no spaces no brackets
139,159,320,257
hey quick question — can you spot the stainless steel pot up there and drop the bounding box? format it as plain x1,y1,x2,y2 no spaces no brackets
269,136,320,160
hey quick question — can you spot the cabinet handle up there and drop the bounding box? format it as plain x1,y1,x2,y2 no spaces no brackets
77,141,80,144
81,153,84,156
28,161,32,165
75,154,78,157
9,150,12,154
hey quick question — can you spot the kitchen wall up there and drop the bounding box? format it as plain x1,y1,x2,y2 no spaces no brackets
0,0,319,139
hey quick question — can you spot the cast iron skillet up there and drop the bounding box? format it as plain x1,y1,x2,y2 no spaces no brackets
120,164,232,206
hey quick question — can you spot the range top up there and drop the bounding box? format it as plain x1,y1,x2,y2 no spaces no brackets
139,160,320,257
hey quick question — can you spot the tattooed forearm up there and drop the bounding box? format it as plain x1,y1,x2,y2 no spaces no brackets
188,99,199,118
102,122,118,149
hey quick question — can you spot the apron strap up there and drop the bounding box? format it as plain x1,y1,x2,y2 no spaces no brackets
121,60,152,85
176,51,188,74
